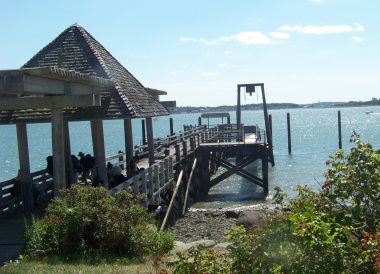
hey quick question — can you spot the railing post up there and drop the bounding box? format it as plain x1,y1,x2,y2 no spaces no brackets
153,164,160,192
175,144,180,162
182,140,187,158
148,167,154,200
190,136,195,151
164,158,169,184
159,161,165,188
133,176,139,196
118,150,124,170
140,171,147,194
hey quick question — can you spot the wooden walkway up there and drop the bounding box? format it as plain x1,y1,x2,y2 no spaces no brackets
0,124,273,264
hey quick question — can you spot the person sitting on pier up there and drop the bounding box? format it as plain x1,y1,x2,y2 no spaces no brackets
78,152,96,185
128,156,144,178
108,165,126,189
106,162,113,181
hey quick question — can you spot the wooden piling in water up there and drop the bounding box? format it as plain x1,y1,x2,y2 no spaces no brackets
287,112,291,154
170,118,174,136
338,111,342,149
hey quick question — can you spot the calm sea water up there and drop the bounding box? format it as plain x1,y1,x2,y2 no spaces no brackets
1,106,380,209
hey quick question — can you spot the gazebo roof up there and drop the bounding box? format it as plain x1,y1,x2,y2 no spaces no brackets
0,23,169,124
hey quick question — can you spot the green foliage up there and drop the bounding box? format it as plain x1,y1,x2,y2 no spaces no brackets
173,246,230,274
24,185,173,261
172,132,380,273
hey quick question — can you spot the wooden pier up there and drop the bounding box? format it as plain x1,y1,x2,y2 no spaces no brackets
0,82,274,263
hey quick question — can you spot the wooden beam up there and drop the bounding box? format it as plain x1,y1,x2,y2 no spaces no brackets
52,107,66,197
16,123,34,212
0,75,101,95
0,94,101,110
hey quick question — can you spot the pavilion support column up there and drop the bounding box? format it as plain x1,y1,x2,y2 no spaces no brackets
146,117,155,166
51,108,66,197
16,123,33,213
63,122,73,187
91,119,107,185
124,118,134,174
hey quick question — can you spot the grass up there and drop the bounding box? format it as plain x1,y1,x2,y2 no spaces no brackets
0,255,176,274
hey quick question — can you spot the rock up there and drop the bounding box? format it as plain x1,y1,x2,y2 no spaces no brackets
236,209,284,231
171,240,217,255
236,210,266,230
214,242,230,253
224,210,239,218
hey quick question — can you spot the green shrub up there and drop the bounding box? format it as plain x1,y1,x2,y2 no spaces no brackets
173,246,231,274
172,133,380,273
24,185,173,260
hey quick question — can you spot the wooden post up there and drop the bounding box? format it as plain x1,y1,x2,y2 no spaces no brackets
182,140,187,158
198,117,202,126
338,111,342,149
52,108,66,197
170,118,174,136
63,121,73,187
141,119,146,145
16,123,33,212
269,114,272,142
262,150,269,194
175,144,180,162
190,137,195,151
146,117,155,166
183,158,197,215
91,119,107,185
287,112,291,154
118,150,124,170
124,118,133,171
200,151,210,194
236,86,241,132
160,170,183,231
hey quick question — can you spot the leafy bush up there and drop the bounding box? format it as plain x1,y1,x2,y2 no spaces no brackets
172,133,380,273
24,185,173,260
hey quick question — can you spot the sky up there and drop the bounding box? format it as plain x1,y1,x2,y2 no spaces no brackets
1,0,379,107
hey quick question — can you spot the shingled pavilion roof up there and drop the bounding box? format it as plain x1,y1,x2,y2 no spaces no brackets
0,23,169,124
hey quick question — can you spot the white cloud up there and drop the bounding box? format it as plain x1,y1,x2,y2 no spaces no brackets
221,32,274,44
201,72,219,76
200,38,217,45
352,36,364,42
278,24,365,35
218,64,227,67
224,50,232,55
269,32,290,39
308,0,325,2
179,37,197,42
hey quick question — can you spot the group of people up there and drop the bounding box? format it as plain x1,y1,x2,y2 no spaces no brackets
46,152,96,186
46,152,144,189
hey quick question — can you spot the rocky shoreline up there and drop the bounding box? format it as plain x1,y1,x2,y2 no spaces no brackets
172,210,238,244
171,206,276,245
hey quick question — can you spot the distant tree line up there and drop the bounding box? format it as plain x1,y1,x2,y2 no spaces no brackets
170,100,380,114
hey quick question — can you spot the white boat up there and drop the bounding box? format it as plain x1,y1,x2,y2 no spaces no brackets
365,110,374,114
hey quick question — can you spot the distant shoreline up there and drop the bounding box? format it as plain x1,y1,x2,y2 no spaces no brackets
170,100,380,114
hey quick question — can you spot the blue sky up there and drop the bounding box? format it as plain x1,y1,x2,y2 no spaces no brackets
1,0,379,106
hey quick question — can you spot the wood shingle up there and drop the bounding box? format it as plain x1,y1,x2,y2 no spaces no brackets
0,23,169,124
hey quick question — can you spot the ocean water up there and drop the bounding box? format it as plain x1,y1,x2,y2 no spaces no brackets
1,106,380,209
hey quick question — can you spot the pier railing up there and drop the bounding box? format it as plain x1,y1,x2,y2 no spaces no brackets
0,124,218,214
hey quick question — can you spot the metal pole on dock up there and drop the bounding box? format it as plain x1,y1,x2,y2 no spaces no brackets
287,112,292,154
338,111,342,149
269,114,273,142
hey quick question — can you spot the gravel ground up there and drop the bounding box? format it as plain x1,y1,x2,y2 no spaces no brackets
172,210,237,244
